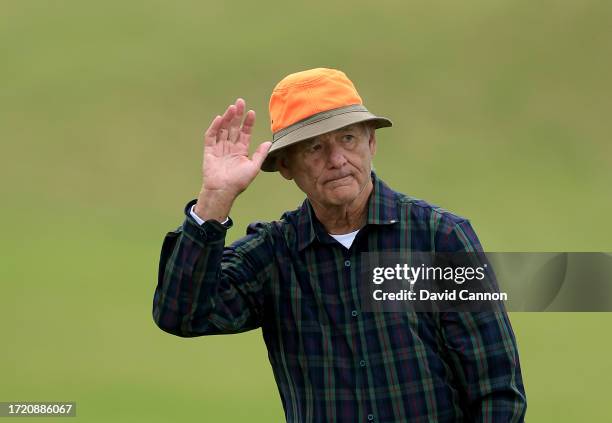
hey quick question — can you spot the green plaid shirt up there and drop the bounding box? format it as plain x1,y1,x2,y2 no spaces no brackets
153,172,526,422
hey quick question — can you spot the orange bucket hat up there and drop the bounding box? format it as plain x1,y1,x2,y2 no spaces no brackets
261,68,392,172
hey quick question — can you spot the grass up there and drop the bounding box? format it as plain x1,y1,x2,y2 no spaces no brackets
1,0,611,421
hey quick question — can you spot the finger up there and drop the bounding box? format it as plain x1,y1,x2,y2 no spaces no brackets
238,110,256,147
204,115,223,147
220,104,236,131
218,128,229,143
251,141,273,169
234,97,245,117
228,123,240,144
228,99,244,127
219,104,236,155
241,110,256,135
228,98,245,143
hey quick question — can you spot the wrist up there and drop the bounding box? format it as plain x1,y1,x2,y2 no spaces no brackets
190,204,229,225
194,188,235,222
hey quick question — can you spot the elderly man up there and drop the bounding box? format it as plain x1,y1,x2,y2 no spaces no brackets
153,68,527,422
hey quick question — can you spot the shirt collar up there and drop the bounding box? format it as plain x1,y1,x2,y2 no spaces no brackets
295,171,400,252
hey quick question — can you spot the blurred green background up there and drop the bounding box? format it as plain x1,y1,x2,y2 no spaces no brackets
1,0,611,421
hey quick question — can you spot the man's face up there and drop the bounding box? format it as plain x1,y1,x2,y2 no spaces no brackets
278,123,376,208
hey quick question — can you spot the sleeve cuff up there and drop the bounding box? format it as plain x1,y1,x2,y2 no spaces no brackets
189,204,230,226
182,199,233,243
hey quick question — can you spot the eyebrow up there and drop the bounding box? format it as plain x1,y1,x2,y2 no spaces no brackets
302,125,361,148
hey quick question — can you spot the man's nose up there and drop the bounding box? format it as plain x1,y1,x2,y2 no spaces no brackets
327,143,347,168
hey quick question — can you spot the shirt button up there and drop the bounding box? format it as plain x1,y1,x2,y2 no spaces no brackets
359,360,366,367
351,310,358,317
367,414,374,421
344,260,351,267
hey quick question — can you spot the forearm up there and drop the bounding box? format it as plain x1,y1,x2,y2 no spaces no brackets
153,200,273,337
472,388,527,422
440,311,527,422
153,214,230,337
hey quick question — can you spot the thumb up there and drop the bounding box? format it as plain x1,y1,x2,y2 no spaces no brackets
252,141,273,169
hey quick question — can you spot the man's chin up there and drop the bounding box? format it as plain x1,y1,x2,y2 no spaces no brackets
321,187,360,206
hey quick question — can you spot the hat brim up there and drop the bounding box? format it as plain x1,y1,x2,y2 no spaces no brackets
261,105,392,172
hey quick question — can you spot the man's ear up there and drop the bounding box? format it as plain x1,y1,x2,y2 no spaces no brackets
277,153,293,180
368,126,377,157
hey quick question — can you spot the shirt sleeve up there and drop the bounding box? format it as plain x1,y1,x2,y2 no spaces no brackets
152,199,275,337
433,217,528,422
189,204,229,226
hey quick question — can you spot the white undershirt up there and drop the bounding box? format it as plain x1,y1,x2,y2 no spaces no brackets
190,205,360,248
329,229,360,249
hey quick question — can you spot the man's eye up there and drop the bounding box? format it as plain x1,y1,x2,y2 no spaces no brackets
343,135,355,142
307,144,322,153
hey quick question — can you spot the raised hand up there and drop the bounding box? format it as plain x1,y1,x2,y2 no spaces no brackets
194,98,272,222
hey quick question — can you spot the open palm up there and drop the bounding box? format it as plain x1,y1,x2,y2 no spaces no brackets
202,98,271,196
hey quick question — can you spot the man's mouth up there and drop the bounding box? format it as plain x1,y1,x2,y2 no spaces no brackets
326,174,353,184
